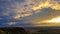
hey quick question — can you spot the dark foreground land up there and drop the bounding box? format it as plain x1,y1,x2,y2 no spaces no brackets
25,26,60,34
0,27,27,34
0,26,60,34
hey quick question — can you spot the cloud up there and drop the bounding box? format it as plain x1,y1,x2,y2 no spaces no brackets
1,0,60,19
11,0,60,26
26,8,60,26
32,0,60,11
7,22,16,25
0,0,60,27
12,0,60,20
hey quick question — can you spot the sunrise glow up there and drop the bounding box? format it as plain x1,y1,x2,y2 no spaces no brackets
42,17,60,23
48,17,60,23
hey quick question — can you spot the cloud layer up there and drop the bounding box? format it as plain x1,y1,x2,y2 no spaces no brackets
0,0,60,27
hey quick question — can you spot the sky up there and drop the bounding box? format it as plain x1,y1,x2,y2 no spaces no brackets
0,0,60,27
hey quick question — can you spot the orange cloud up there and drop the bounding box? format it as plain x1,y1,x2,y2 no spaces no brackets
32,0,60,11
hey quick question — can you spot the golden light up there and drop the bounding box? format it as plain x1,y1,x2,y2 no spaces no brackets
48,17,60,23
32,0,60,11
42,17,60,23
14,14,21,19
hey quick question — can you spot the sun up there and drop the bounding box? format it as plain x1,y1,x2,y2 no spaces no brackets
48,17,60,23
42,17,60,23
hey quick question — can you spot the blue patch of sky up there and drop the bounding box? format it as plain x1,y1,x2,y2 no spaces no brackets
15,0,25,2
9,0,25,3
0,0,29,27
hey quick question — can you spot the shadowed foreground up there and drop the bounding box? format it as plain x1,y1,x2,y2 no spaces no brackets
0,27,27,34
26,26,60,34
0,27,60,34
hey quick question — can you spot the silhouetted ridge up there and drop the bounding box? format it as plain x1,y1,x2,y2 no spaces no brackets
0,27,27,34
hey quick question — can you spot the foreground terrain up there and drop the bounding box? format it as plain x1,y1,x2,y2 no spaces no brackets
0,26,60,34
